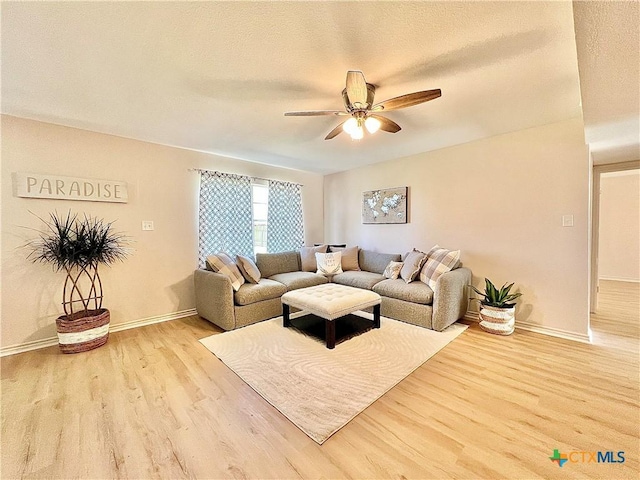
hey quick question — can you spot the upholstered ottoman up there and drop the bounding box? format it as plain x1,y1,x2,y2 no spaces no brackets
281,284,381,349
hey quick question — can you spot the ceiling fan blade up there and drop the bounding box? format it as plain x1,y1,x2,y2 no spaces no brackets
371,114,401,133
373,89,441,111
284,110,346,116
346,71,368,108
325,122,345,140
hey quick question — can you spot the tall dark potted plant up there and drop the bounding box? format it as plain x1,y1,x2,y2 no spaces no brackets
471,278,522,335
28,212,128,353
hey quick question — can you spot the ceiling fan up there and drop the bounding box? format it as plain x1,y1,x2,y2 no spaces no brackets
284,70,441,140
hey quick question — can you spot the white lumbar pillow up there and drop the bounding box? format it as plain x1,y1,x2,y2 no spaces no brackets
316,252,343,276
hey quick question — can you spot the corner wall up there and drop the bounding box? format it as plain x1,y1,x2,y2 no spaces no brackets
324,118,590,338
1,115,324,351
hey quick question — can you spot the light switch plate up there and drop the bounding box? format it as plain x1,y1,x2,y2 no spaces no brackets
142,220,154,231
562,215,574,227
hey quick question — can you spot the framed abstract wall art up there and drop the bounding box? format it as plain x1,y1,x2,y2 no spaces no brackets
362,186,408,224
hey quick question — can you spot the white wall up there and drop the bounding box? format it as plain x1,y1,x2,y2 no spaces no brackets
598,170,640,282
325,118,590,337
1,115,324,350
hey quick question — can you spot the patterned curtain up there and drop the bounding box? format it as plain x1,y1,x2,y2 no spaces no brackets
198,171,254,267
267,180,304,253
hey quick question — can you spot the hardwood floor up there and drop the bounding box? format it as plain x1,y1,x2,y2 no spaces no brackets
2,281,638,479
591,280,639,353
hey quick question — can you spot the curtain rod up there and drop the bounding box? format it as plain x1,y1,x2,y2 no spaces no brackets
189,168,303,187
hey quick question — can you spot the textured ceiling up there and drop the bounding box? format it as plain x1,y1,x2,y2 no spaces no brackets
573,1,640,165
0,1,602,174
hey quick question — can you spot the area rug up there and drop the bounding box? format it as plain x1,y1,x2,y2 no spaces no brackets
199,312,467,444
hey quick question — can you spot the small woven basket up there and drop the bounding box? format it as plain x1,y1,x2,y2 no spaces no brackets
56,308,110,354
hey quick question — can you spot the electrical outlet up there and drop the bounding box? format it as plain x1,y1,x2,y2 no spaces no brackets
562,215,574,227
142,221,154,231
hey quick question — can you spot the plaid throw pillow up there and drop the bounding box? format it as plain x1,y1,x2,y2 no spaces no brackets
420,245,460,289
206,253,245,291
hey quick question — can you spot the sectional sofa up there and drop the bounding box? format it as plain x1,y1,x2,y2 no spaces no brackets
194,248,471,332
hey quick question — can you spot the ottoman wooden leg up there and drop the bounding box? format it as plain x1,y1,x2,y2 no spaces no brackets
283,304,291,327
326,319,336,349
373,304,381,329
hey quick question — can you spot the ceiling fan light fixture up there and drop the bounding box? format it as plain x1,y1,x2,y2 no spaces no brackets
284,70,441,141
350,126,364,140
365,116,381,134
343,117,358,135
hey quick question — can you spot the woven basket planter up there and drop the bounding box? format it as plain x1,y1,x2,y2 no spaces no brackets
479,305,515,335
56,308,110,354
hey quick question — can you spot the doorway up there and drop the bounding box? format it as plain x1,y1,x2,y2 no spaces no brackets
590,161,640,344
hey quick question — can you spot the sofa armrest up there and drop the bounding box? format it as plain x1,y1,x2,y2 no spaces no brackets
431,267,472,331
194,269,236,330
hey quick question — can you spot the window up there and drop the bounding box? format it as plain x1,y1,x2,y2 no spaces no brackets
197,170,303,264
267,180,304,253
252,183,269,255
197,171,254,268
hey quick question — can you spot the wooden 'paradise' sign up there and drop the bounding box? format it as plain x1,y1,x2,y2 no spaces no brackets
13,172,128,203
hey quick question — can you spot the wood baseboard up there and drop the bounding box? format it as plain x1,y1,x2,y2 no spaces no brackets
515,320,592,344
599,276,640,283
463,311,480,322
3,308,592,356
0,309,197,357
109,309,197,334
0,336,60,357
462,311,591,343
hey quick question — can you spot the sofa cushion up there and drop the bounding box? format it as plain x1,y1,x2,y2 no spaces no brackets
269,271,329,290
400,249,427,283
256,251,300,278
234,278,287,306
420,245,461,289
373,279,434,305
300,245,327,272
358,250,402,274
236,255,261,284
332,271,385,290
206,253,245,292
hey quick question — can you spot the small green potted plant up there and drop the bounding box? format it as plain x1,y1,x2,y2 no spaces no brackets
471,278,522,335
27,211,128,353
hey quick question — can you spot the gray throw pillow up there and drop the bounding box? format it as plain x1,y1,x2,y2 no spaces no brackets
236,255,261,284
400,250,427,283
